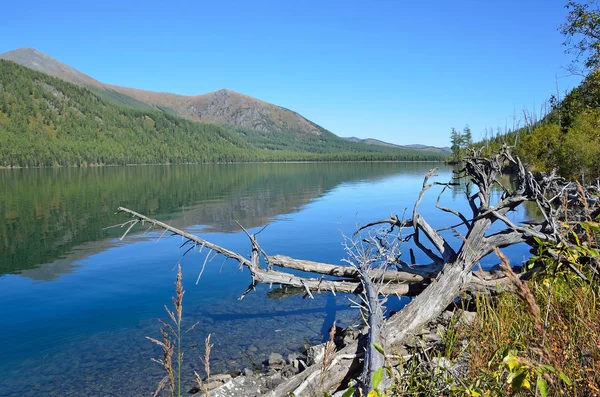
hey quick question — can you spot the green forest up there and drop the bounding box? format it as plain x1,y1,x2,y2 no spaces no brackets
0,162,418,275
472,69,600,181
0,61,444,167
470,1,600,181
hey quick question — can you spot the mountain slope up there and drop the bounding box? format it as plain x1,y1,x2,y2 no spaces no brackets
400,144,452,154
0,60,259,166
0,60,446,166
110,86,328,134
0,48,332,136
343,137,451,154
0,47,104,88
0,48,446,157
0,48,160,112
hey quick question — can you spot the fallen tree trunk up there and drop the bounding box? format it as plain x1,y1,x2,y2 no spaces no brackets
266,149,565,396
116,146,569,396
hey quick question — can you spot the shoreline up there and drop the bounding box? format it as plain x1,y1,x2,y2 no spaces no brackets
0,159,447,170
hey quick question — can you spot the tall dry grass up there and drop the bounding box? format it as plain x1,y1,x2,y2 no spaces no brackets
147,264,205,397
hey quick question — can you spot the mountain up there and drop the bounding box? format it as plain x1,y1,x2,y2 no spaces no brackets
0,59,446,167
0,48,447,156
401,144,452,154
0,47,104,88
0,48,330,135
0,59,258,167
343,137,451,154
0,48,162,111
109,86,328,135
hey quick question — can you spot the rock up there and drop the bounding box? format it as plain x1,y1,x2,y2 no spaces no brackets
306,343,326,366
287,353,301,370
265,372,283,390
247,345,258,353
459,310,477,326
437,324,446,335
212,376,264,397
243,368,254,377
300,342,312,354
441,310,455,323
267,352,285,368
342,329,360,346
206,380,223,390
287,352,300,362
281,363,299,378
422,331,441,343
211,373,232,383
432,357,452,373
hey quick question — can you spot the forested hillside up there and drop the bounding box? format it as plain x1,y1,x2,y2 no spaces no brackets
472,1,600,181
0,60,261,166
474,71,600,181
235,126,440,155
518,70,600,180
0,60,444,167
0,48,449,158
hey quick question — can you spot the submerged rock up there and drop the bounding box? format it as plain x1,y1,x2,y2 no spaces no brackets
267,352,285,367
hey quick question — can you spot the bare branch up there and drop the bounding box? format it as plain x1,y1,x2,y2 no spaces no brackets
354,214,413,235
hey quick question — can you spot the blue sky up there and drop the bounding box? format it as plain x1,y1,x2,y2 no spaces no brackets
0,0,582,146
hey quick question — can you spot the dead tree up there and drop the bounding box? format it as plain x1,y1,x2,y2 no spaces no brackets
116,146,567,396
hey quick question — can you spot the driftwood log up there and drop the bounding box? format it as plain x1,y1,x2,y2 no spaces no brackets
116,146,571,396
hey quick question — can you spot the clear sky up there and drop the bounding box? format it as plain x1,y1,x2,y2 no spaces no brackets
0,0,582,146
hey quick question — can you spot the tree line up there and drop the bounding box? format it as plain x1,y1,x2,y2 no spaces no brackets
449,125,472,161
0,60,445,167
455,1,600,181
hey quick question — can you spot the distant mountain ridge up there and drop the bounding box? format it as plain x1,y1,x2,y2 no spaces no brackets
0,59,448,167
110,86,327,135
343,137,451,154
0,47,447,154
0,47,104,88
0,48,329,136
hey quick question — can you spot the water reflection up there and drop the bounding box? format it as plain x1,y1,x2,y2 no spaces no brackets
0,162,437,278
0,162,536,396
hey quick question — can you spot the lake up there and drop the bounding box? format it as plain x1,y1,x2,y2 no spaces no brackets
0,162,532,396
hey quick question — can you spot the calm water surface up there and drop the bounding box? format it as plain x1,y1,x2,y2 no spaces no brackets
0,163,531,396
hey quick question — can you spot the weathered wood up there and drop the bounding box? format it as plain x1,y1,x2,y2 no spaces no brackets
268,147,565,396
116,207,433,297
118,146,571,397
268,255,434,282
116,207,521,298
358,267,385,394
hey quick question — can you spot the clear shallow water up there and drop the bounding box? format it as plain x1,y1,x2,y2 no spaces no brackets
0,163,532,396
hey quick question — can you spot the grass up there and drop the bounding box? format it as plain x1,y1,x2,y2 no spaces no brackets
144,200,599,396
147,264,213,397
378,223,600,397
463,260,599,396
194,334,213,397
380,273,598,396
